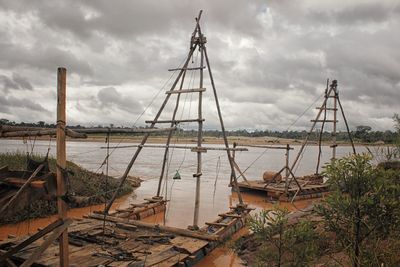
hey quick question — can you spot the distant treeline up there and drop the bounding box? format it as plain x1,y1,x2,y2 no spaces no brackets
1,119,398,144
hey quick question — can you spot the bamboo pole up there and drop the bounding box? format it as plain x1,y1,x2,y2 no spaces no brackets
290,85,335,171
203,46,244,206
156,64,188,197
193,35,205,228
332,80,338,161
56,67,69,266
104,44,198,214
89,213,219,241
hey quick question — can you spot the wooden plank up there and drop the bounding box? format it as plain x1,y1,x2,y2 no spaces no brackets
3,178,45,188
0,219,63,263
89,214,219,241
169,236,208,254
310,119,338,123
165,88,206,94
218,214,242,219
138,247,180,266
20,219,72,267
145,119,205,124
168,67,205,71
205,222,229,227
0,164,44,215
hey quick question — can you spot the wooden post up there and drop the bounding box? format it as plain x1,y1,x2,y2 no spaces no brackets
332,80,338,162
284,144,289,195
56,67,69,266
192,38,205,229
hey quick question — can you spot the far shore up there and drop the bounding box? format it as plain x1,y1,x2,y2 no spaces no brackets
1,135,386,147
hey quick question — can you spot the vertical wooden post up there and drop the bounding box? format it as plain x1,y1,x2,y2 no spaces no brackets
193,40,205,229
56,67,69,266
332,80,338,162
284,144,289,195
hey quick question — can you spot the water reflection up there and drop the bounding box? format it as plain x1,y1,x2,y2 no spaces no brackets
0,140,363,265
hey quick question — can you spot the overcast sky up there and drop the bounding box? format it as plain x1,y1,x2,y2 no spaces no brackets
0,0,399,131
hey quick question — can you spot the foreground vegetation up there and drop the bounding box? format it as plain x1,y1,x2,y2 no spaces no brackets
0,152,133,225
236,154,400,266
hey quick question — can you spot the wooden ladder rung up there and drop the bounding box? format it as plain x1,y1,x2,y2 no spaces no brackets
168,67,205,71
191,147,207,153
316,107,338,111
166,88,206,94
311,120,338,123
145,119,205,124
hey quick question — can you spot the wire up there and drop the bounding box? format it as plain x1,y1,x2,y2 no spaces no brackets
237,91,325,178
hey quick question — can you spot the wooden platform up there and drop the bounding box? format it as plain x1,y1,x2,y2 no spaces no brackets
102,197,167,221
0,207,250,266
237,179,329,201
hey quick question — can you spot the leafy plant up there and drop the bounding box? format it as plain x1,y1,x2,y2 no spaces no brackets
316,154,400,267
248,206,318,266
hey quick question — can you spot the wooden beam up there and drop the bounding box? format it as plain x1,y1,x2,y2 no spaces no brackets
88,213,219,241
310,120,338,123
145,119,204,124
56,67,69,267
73,127,176,134
165,88,206,94
218,214,242,219
0,129,86,138
205,222,229,227
0,219,63,263
168,66,205,71
20,219,72,267
100,144,248,151
237,144,294,150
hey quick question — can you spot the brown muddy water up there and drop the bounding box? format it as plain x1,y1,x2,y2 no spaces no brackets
0,140,364,266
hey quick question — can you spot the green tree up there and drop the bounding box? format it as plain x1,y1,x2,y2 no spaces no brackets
316,154,399,267
248,206,318,266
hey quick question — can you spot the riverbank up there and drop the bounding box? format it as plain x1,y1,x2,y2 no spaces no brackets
0,152,139,225
1,135,378,147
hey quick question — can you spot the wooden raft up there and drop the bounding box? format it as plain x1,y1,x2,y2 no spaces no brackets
0,207,250,266
237,178,329,201
98,197,167,221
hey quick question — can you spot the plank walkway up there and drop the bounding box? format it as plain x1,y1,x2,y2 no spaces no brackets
237,178,329,201
0,206,250,266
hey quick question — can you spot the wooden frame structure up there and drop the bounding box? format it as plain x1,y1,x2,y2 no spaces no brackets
104,10,247,229
236,79,356,201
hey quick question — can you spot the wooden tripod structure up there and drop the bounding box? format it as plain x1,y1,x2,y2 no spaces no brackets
105,10,245,229
290,79,356,180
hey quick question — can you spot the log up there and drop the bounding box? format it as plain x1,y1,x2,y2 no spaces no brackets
89,213,219,241
0,129,86,139
263,171,282,183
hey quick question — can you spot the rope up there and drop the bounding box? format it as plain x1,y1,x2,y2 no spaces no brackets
212,156,221,207
236,91,325,179
93,55,189,174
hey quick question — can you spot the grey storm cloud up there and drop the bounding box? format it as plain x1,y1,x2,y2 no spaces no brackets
96,87,143,114
0,73,33,93
0,0,399,130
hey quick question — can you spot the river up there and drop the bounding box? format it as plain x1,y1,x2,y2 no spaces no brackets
0,139,363,266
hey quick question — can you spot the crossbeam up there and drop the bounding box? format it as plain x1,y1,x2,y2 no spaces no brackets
145,119,204,124
237,144,294,150
310,119,338,123
165,88,206,94
100,144,248,151
168,67,205,71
